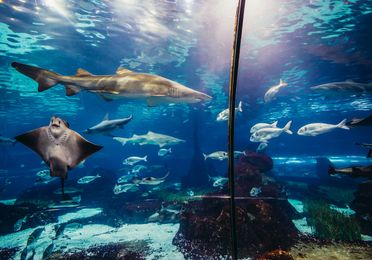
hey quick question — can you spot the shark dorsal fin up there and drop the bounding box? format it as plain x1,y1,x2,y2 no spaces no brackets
116,67,133,75
76,68,93,77
103,113,109,121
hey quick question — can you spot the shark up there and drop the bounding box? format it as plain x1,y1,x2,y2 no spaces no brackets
15,116,102,196
113,131,185,147
11,62,212,106
310,80,372,93
83,114,132,136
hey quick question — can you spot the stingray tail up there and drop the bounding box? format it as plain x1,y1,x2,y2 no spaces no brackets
11,62,61,92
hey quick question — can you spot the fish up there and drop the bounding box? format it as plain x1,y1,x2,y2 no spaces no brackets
139,172,170,185
113,183,139,194
11,62,212,105
117,174,137,184
233,150,246,158
158,148,172,157
54,187,82,195
14,215,27,232
203,151,228,161
113,131,185,147
250,121,278,133
0,134,17,146
264,79,288,103
216,101,243,121
297,119,349,136
355,143,372,158
346,115,372,127
256,142,268,152
209,176,228,188
77,174,101,184
42,243,54,259
131,165,147,174
83,113,132,135
35,169,56,185
27,227,44,246
123,155,147,165
329,165,372,178
250,121,292,142
15,116,102,196
187,190,194,196
250,187,262,197
310,80,372,93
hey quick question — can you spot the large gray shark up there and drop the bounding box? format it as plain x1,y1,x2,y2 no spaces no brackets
11,62,212,106
15,116,102,195
310,80,372,93
83,114,132,136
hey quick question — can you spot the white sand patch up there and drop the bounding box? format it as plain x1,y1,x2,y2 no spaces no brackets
57,208,102,223
288,199,304,213
0,199,17,205
55,223,183,259
292,217,314,235
0,207,183,259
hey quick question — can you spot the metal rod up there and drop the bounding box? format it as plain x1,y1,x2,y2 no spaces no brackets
227,0,246,259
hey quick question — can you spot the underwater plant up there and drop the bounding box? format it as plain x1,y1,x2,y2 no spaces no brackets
305,200,361,242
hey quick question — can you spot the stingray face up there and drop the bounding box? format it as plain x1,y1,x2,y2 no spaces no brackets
49,116,69,136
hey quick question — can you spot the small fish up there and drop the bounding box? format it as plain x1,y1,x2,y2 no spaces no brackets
139,172,170,185
27,227,44,246
264,79,288,103
54,187,82,194
132,165,147,174
216,101,243,121
297,119,349,136
250,121,292,143
256,142,268,152
113,183,139,194
42,243,54,259
203,151,228,161
123,155,147,166
158,148,172,157
117,174,137,184
187,190,194,196
36,169,50,178
0,134,17,146
14,216,27,232
234,150,246,158
209,176,228,187
250,121,278,133
250,187,262,197
77,174,101,184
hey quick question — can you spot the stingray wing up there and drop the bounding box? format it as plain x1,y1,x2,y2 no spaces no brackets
65,129,103,168
15,127,49,161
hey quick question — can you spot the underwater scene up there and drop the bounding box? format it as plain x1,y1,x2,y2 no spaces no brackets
0,0,372,259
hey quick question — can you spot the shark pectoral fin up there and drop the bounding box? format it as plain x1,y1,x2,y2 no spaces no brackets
116,67,133,75
98,93,113,102
75,68,93,77
65,85,80,96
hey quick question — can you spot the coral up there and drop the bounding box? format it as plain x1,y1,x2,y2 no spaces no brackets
173,151,298,259
305,200,361,242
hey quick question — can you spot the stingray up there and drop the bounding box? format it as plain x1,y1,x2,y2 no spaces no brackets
15,116,103,197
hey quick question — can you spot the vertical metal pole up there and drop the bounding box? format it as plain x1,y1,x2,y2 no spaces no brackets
227,0,246,259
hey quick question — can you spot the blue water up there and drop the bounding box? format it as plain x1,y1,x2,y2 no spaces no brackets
0,0,371,259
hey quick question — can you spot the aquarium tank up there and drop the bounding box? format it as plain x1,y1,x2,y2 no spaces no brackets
0,0,371,259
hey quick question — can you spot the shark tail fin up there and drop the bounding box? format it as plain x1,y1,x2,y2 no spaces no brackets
113,137,127,146
237,101,243,113
203,153,208,160
279,79,288,87
143,155,148,162
337,119,349,130
65,85,80,96
368,150,372,158
11,62,60,92
283,120,293,135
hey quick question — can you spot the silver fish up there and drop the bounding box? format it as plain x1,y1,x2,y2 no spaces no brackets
113,183,139,194
77,174,101,184
203,151,228,161
123,155,147,165
158,148,172,157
